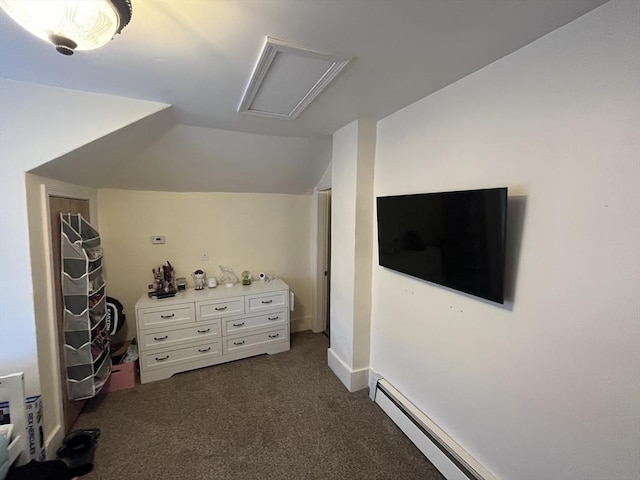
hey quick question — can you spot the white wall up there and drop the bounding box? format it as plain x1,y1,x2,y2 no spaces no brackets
329,120,375,391
96,189,314,340
330,121,359,369
352,121,375,371
0,79,169,396
370,2,639,479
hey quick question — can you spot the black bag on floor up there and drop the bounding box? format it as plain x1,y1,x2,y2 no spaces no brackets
7,460,74,480
56,428,100,477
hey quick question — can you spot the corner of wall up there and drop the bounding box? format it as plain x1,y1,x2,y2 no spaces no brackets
316,161,332,191
368,367,382,401
327,347,369,392
291,315,313,333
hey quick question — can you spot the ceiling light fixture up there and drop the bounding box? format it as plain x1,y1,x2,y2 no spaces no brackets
0,0,132,55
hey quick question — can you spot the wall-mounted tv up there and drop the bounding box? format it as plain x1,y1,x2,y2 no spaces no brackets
376,187,508,304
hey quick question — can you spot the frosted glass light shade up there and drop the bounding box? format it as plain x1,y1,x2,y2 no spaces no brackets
0,0,132,55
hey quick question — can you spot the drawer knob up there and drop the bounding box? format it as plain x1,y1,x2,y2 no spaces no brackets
261,300,273,304
155,355,170,361
232,322,245,327
198,347,211,353
160,313,175,319
268,316,279,321
197,328,210,334
268,333,280,338
215,306,228,311
233,340,245,346
153,335,168,341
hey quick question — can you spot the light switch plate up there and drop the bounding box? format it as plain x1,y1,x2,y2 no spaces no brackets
151,235,166,244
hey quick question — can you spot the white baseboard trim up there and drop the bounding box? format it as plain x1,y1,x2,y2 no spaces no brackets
45,423,63,459
327,348,369,392
368,368,382,400
371,378,497,480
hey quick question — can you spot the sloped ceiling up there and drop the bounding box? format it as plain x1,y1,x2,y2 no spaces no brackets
0,78,170,171
31,109,332,194
0,0,608,194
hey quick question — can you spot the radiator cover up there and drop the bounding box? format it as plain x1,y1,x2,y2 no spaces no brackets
371,378,497,480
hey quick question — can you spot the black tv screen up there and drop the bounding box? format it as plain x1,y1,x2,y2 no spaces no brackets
376,187,508,304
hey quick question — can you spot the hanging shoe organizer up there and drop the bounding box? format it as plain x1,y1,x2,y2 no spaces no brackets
61,213,111,400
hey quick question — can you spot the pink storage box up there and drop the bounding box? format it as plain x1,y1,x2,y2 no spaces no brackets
100,360,137,394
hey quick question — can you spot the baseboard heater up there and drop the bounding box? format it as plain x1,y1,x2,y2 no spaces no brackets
371,378,497,480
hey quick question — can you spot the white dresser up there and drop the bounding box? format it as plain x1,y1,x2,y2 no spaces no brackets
135,279,290,384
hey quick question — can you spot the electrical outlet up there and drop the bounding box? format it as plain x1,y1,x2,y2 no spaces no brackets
151,235,166,244
200,251,209,261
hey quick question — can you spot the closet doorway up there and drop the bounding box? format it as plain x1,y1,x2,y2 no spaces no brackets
49,196,90,432
314,189,331,336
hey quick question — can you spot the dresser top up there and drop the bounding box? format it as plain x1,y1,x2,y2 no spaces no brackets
135,278,289,310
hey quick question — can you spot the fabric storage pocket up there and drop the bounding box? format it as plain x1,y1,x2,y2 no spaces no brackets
62,258,86,279
88,266,104,293
82,236,100,251
64,309,90,331
64,295,88,316
64,319,108,366
67,351,111,400
89,295,106,322
62,220,81,243
86,247,103,262
67,349,109,382
64,329,91,350
64,339,96,367
63,271,90,296
64,307,105,332
79,215,100,250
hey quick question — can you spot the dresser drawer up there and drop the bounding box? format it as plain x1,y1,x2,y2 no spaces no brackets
223,326,288,354
197,297,244,322
141,320,221,350
222,310,287,336
138,304,195,330
245,291,287,314
142,340,221,370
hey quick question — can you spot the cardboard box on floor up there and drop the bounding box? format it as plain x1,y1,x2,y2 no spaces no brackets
0,395,46,462
100,340,138,394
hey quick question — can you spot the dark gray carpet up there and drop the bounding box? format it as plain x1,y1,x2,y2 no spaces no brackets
72,331,445,479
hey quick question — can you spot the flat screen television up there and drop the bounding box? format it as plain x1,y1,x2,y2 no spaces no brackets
376,187,508,304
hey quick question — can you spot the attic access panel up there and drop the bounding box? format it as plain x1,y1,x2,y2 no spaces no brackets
238,37,351,120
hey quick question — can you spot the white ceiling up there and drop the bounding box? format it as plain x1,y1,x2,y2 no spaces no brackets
0,0,608,193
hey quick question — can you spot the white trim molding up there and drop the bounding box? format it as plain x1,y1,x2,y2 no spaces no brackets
327,348,368,392
371,378,497,480
28,176,97,456
238,37,351,120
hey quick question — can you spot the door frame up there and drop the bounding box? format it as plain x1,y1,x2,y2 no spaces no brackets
27,177,97,455
312,188,331,333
